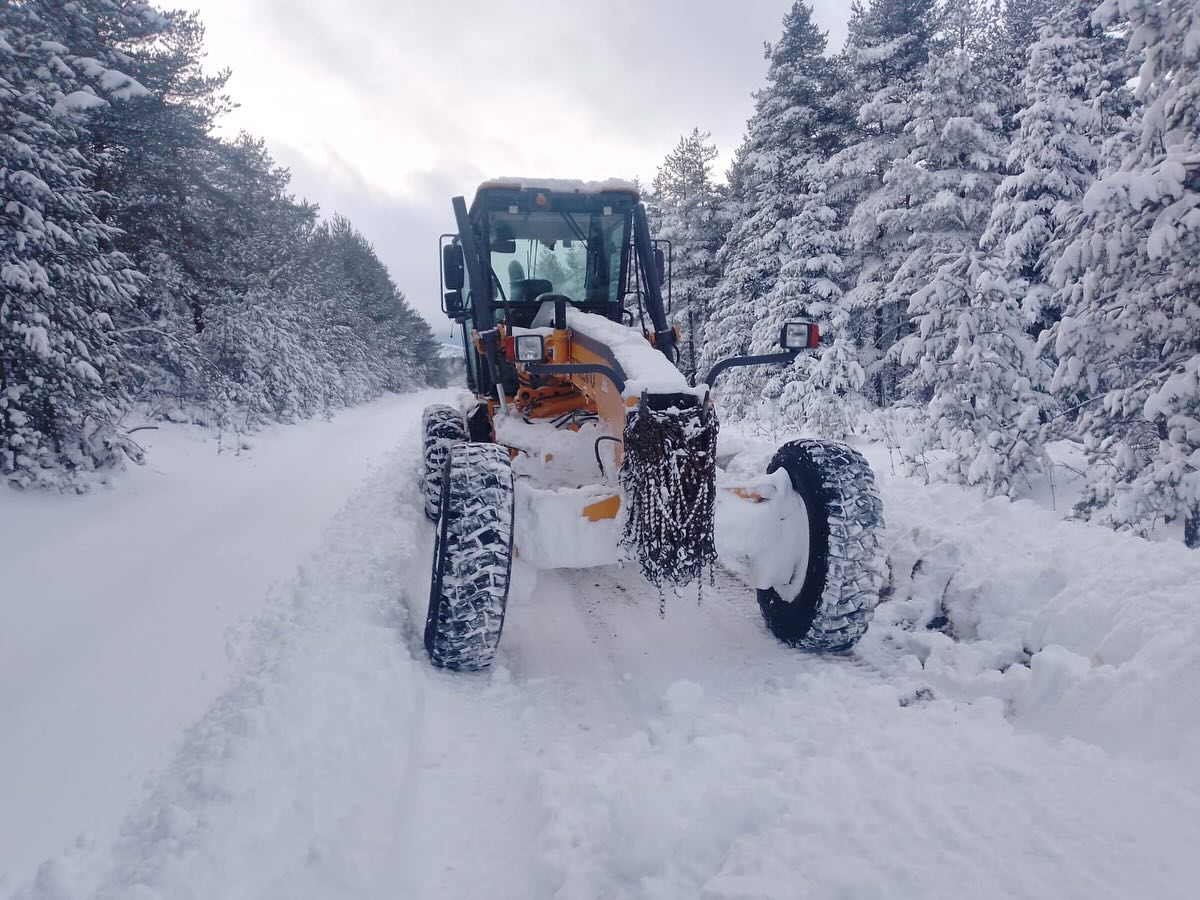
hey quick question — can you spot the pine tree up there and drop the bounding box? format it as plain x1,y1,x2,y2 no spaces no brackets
981,0,1129,333
753,165,868,438
1,3,145,487
883,48,1008,340
976,0,1060,129
649,128,723,376
900,252,1054,494
704,1,847,416
701,163,775,413
829,0,943,406
2,0,439,484
889,49,1043,494
1049,0,1200,545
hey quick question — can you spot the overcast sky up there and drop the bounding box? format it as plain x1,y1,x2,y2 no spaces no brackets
187,0,851,338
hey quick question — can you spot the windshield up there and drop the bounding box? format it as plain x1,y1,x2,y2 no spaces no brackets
487,208,627,305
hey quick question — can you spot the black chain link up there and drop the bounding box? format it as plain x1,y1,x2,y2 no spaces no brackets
619,397,719,601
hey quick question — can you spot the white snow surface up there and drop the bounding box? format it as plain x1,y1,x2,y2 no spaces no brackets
2,394,1199,899
482,176,639,196
52,90,108,115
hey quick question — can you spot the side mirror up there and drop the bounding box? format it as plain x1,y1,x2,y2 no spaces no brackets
653,246,667,285
442,243,465,291
781,321,820,351
443,289,464,318
491,223,517,254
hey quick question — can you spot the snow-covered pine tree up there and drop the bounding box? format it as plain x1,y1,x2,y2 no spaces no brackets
62,3,236,415
981,0,1130,334
648,128,723,377
976,0,1060,130
900,252,1054,494
830,0,943,407
768,183,873,441
753,164,868,439
941,0,991,53
881,45,1007,349
704,1,848,418
888,47,1043,493
3,0,439,481
1049,0,1200,546
699,148,774,414
1,3,145,487
322,215,442,392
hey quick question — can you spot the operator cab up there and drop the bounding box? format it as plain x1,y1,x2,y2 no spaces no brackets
441,178,676,398
472,181,638,327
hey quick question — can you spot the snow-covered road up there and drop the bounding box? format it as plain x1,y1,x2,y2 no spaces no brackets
3,391,1199,899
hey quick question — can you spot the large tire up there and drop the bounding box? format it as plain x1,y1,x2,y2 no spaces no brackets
422,404,468,521
757,440,886,652
424,443,515,671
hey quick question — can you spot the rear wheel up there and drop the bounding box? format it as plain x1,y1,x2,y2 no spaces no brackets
757,440,886,651
422,404,468,521
424,443,515,671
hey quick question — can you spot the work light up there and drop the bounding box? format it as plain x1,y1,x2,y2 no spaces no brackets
781,322,820,351
514,334,545,362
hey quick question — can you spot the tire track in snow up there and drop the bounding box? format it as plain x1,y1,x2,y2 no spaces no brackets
7,393,498,900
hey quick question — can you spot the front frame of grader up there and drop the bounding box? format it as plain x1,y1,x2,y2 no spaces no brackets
420,179,887,672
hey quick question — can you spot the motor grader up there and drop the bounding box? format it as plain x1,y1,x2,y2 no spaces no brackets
421,178,885,670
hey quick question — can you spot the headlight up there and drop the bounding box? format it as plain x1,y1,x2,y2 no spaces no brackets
781,321,820,351
514,334,545,362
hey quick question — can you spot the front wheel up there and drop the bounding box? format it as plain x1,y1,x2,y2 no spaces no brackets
757,440,886,651
424,443,515,671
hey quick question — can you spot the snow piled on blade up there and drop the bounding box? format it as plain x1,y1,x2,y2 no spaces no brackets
564,308,696,398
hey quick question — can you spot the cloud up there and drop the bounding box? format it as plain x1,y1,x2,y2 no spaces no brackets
189,0,851,329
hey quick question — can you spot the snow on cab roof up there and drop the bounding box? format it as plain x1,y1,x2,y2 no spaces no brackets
476,177,640,200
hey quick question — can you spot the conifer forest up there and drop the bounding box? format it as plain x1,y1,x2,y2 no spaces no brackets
650,0,1200,547
1,0,442,491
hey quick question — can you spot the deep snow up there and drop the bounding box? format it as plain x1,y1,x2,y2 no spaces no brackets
2,391,1198,899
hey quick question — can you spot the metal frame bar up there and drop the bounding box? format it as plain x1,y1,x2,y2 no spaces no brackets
631,203,676,361
523,362,627,394
704,351,799,388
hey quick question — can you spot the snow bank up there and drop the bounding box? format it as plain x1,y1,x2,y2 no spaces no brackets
865,471,1200,761
8,401,1200,899
713,426,1200,763
9,439,429,900
0,394,432,882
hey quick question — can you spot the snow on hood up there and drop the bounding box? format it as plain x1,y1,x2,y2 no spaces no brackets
562,309,699,400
